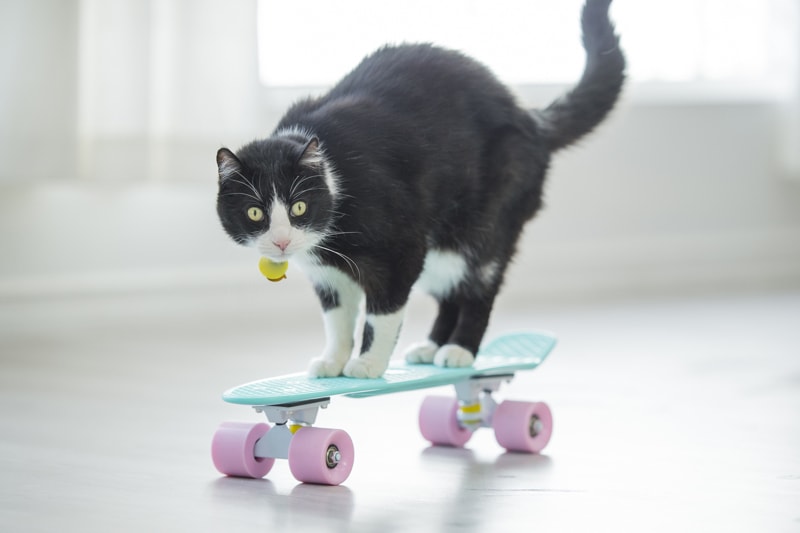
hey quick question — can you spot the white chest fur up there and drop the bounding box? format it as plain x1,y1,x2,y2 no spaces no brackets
414,249,468,298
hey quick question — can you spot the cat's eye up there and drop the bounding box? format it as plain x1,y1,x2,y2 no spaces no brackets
291,201,307,217
247,207,264,222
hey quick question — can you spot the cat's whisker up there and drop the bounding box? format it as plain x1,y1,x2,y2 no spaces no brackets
256,169,267,201
229,170,263,202
289,175,308,197
232,233,250,245
220,191,262,202
228,181,263,203
313,244,361,281
324,229,362,237
292,187,330,198
288,176,299,198
289,174,324,198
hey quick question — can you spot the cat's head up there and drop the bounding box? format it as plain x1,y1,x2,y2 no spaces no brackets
216,135,338,263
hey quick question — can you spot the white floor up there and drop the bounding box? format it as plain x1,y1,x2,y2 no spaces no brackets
1,287,799,532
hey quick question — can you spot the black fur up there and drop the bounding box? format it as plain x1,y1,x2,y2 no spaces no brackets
360,323,375,354
216,0,624,375
314,285,339,311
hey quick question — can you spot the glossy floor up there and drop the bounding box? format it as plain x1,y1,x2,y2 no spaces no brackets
1,288,798,532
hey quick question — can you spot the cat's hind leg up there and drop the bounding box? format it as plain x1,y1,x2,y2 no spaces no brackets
404,291,492,368
404,299,459,363
403,340,438,363
433,295,495,368
433,343,476,368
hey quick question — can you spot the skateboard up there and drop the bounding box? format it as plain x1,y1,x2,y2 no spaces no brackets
211,331,556,486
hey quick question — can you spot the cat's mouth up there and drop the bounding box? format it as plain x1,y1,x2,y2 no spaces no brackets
261,248,293,262
255,233,298,261
255,229,324,263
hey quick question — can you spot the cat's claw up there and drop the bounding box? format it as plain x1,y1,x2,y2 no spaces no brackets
307,357,346,378
404,340,439,364
433,345,475,368
343,357,388,379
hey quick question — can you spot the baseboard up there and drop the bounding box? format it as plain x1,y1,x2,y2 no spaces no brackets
503,227,800,303
2,228,798,306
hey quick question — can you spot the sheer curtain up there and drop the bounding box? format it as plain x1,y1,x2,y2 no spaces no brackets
0,0,261,183
0,0,79,183
784,19,800,179
77,0,261,181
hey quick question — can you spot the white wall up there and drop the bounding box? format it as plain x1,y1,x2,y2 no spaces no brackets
1,0,799,304
0,0,79,182
1,98,798,303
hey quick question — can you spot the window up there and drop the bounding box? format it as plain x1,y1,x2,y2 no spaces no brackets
258,0,798,98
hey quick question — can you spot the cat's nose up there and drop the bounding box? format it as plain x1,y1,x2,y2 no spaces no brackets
272,239,291,252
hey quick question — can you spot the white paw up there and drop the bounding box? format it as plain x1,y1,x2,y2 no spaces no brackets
404,340,439,364
343,357,388,379
307,357,346,378
433,344,475,368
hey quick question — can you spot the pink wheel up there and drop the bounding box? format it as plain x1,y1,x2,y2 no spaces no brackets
211,421,275,478
288,427,354,485
492,401,552,453
418,396,473,448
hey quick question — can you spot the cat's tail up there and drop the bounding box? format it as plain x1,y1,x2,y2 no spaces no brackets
534,0,625,152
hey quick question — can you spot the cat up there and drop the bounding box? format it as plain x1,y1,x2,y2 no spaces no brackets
216,0,625,378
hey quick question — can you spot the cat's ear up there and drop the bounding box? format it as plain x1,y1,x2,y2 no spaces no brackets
297,137,324,168
216,148,241,183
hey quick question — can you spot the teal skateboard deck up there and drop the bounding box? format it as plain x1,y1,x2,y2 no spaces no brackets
223,331,556,405
212,331,556,486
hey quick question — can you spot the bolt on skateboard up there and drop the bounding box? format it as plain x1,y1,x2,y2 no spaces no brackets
211,331,556,485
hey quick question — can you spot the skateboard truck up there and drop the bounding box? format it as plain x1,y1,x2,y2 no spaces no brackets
454,374,512,429
251,399,330,460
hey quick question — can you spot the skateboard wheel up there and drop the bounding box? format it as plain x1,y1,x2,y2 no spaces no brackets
288,427,354,486
492,401,552,453
418,396,473,448
211,421,275,478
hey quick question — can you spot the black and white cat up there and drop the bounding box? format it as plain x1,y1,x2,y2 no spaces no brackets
216,0,625,378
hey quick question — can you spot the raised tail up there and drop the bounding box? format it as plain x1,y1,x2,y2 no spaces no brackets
535,0,625,152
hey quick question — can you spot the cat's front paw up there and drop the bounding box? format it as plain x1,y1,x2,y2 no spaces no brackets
343,357,388,379
433,344,475,368
308,357,346,378
404,340,439,364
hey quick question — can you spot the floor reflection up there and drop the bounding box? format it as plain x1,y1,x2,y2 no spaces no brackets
209,476,355,530
417,446,558,532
